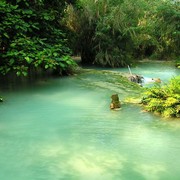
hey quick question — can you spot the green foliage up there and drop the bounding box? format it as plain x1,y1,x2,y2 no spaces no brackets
151,0,180,59
64,0,179,67
176,62,180,69
64,0,133,66
0,0,76,76
142,76,180,118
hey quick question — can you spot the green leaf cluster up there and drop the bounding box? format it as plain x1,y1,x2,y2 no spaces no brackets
142,76,180,118
0,0,76,76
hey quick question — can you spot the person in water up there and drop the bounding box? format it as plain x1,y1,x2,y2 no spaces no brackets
110,94,121,109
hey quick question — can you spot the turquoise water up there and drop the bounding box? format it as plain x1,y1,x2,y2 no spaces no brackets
89,61,179,83
0,61,180,180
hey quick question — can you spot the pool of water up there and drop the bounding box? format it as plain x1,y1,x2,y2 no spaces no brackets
0,61,180,180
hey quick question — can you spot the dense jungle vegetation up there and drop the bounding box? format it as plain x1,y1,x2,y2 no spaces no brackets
0,0,77,76
65,0,179,67
0,0,179,75
0,0,180,117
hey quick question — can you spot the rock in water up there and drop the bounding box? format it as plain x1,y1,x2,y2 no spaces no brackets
110,94,121,109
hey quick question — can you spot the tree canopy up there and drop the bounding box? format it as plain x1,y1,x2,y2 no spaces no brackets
65,0,180,67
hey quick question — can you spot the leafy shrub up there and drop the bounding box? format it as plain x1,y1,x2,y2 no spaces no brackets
0,0,76,76
142,76,180,118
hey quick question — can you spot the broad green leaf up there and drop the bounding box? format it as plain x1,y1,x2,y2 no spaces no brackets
25,57,32,63
3,33,9,38
16,71,21,76
53,52,58,57
22,71,28,76
59,62,65,68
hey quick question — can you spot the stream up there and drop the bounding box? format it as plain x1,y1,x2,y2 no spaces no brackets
0,61,180,180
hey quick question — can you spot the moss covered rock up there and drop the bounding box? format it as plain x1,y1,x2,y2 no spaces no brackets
110,94,121,109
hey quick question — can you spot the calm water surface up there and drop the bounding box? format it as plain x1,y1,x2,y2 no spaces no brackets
0,61,180,180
